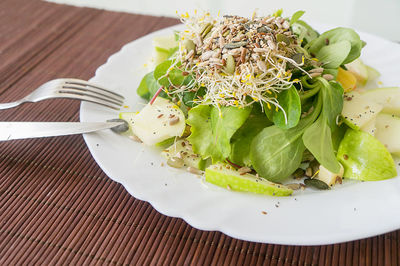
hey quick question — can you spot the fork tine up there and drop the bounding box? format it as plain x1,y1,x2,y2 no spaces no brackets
58,88,123,106
60,86,124,105
55,93,122,110
63,79,125,100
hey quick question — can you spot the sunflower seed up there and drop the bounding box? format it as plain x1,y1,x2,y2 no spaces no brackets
309,67,324,73
253,47,269,53
323,74,334,80
285,183,302,190
257,60,267,72
225,55,236,74
267,40,276,50
310,72,322,78
187,166,203,175
169,117,180,125
238,166,252,174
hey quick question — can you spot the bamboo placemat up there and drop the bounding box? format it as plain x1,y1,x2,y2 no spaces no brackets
0,0,398,265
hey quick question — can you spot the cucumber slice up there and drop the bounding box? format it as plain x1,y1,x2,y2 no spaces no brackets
205,164,293,196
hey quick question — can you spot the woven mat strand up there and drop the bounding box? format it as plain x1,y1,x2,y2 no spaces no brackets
0,0,398,265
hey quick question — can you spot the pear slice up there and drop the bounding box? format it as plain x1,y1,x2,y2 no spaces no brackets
375,114,400,156
341,91,383,129
162,139,208,170
337,129,397,181
360,117,376,136
345,58,369,86
205,163,293,196
131,97,185,146
315,164,344,187
360,87,400,116
152,35,178,65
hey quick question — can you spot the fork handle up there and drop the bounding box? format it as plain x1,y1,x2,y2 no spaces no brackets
0,100,25,110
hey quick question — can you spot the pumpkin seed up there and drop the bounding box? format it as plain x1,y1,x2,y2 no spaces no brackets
304,178,330,190
301,150,314,162
200,23,213,39
276,33,290,45
225,55,235,74
309,160,320,173
107,119,129,133
292,168,305,179
183,39,195,53
224,41,248,49
291,53,304,64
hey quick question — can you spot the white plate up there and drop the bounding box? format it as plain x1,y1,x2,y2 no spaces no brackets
80,23,400,245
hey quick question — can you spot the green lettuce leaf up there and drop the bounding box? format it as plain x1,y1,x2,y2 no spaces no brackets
187,105,251,163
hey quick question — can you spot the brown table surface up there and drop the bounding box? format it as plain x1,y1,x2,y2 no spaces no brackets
0,0,399,265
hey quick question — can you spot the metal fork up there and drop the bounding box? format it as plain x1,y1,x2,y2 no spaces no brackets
0,78,124,110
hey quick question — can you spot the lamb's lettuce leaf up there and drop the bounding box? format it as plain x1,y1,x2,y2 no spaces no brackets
137,71,166,100
273,86,301,129
302,115,341,174
250,95,322,182
187,105,251,163
154,60,193,87
230,107,272,166
306,27,363,65
320,79,344,129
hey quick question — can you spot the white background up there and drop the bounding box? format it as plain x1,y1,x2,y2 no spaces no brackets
46,0,400,41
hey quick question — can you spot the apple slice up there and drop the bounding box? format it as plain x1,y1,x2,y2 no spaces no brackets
337,129,397,181
341,91,383,129
205,163,293,196
360,87,400,116
375,114,400,156
131,97,185,146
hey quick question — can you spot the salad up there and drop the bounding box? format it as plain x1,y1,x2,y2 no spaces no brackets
119,10,399,196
